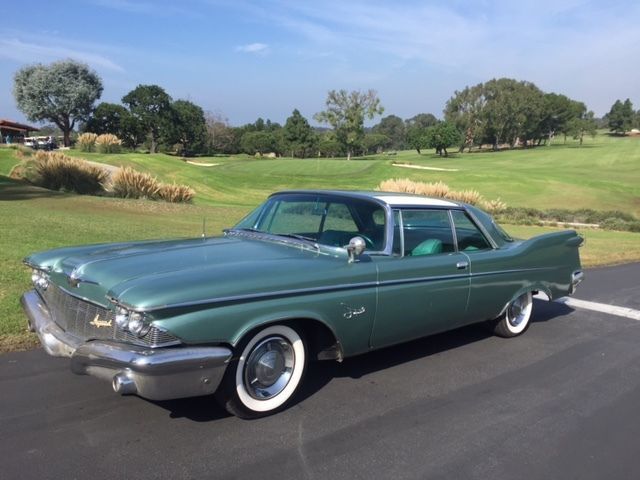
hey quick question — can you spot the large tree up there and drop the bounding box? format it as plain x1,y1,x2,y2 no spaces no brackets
314,89,384,160
283,109,316,158
205,112,239,154
13,60,103,146
607,99,634,135
405,113,439,154
122,84,172,153
372,114,405,150
83,102,130,136
425,122,462,157
165,100,207,156
240,131,276,155
567,110,597,146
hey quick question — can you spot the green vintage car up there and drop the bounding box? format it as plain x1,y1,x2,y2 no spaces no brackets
22,190,584,418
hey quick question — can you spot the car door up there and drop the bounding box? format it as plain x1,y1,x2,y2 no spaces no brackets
371,208,470,348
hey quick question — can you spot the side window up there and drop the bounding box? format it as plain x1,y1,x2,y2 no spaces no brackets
400,209,455,256
451,210,491,251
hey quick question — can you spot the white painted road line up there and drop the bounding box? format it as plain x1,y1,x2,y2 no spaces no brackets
555,297,640,321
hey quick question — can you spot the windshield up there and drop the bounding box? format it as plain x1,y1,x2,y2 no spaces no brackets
232,193,387,251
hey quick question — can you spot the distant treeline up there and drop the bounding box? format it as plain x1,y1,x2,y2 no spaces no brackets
12,60,640,158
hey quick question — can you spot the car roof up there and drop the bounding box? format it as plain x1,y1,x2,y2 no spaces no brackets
271,189,463,208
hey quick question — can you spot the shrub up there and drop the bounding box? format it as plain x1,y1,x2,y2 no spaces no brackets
111,167,161,199
95,134,122,153
77,133,98,152
30,151,107,194
157,183,195,203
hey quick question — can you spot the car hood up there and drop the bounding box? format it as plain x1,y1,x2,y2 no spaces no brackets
26,235,360,311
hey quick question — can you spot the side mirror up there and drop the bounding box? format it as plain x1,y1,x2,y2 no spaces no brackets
346,236,366,263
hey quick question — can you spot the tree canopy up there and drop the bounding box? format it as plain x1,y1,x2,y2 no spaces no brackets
424,122,462,157
166,100,207,156
283,109,316,158
13,59,103,146
122,84,172,153
314,89,384,160
607,99,635,135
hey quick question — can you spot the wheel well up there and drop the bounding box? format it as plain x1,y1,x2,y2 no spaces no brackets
237,318,343,362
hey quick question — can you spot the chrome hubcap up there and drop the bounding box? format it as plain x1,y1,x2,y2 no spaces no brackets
244,336,295,400
508,293,529,327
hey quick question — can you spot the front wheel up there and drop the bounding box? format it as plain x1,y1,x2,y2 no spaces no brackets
217,325,307,419
489,291,533,338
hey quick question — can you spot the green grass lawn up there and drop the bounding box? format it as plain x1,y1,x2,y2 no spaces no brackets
54,133,640,216
1,134,639,352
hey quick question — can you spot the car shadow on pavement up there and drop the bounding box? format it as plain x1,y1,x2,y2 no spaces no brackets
149,299,574,422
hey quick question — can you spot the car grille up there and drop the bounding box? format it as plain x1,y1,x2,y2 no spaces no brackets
40,284,180,348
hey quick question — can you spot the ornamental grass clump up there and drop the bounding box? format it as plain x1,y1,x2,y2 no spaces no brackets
111,167,195,203
33,151,108,194
77,132,98,152
111,167,161,200
377,177,506,210
157,183,195,203
95,134,122,153
446,189,483,206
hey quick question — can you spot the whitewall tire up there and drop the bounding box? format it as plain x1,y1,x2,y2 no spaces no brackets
218,325,307,418
491,291,533,338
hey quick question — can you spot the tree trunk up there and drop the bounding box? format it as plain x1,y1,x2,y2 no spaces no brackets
150,136,157,154
347,149,351,161
63,130,71,147
443,147,448,157
416,148,421,154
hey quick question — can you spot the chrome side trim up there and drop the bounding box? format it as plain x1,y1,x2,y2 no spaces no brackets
119,266,552,312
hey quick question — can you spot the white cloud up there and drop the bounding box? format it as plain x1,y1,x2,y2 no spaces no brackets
0,38,124,72
235,43,269,54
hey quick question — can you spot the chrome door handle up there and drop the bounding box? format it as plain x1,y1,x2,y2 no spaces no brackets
456,261,469,270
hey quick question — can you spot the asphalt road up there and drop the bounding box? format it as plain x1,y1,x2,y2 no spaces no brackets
2,263,640,479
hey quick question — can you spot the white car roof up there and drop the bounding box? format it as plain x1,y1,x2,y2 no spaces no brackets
373,195,458,207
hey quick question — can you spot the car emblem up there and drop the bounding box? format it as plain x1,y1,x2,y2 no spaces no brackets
89,314,112,328
341,303,366,319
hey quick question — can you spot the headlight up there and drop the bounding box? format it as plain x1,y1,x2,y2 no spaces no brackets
113,307,151,338
31,269,49,290
115,307,129,329
128,312,150,337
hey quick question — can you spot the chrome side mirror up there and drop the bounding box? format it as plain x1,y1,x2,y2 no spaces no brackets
346,236,366,263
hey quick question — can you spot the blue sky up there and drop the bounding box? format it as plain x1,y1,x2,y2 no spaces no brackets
1,0,638,126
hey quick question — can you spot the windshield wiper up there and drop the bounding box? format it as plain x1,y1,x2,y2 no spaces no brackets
276,233,318,243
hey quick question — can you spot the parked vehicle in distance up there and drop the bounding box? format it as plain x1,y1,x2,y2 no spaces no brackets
24,136,58,150
22,190,584,418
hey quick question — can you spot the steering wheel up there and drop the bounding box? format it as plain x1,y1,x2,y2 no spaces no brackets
357,234,375,249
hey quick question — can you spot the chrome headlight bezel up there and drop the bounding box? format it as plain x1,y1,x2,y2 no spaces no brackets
31,269,50,290
112,307,152,338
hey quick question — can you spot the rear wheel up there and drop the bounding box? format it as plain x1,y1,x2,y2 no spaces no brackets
489,291,533,338
217,325,307,419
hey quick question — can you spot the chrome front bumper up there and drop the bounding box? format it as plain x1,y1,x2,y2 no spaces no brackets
21,290,232,401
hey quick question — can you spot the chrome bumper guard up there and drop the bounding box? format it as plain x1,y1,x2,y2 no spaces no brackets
570,270,584,294
21,290,232,401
